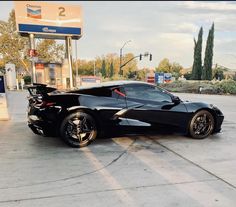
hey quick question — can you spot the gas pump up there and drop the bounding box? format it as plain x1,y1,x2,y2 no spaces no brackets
0,75,10,120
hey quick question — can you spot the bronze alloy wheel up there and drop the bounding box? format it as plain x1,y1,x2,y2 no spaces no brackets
189,110,215,139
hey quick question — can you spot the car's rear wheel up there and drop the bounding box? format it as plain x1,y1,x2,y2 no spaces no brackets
60,112,97,148
189,110,214,139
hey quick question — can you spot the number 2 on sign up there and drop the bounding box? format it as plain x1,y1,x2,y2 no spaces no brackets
59,7,65,17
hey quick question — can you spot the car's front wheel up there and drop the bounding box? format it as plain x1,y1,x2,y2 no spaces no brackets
60,112,97,147
189,110,214,139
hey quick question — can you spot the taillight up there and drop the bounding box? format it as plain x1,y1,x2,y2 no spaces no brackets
36,101,55,108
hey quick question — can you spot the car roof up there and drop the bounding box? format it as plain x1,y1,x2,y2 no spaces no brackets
73,80,154,91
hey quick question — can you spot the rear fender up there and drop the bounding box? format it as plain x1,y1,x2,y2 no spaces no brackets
67,106,91,112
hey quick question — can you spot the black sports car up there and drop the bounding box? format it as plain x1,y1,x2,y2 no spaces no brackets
27,81,224,147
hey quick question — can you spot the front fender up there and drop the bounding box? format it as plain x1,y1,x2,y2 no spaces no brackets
184,101,213,113
184,101,224,133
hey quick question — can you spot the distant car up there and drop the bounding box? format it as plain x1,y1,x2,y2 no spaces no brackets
27,81,224,148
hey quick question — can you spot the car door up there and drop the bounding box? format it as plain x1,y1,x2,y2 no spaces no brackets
122,84,188,128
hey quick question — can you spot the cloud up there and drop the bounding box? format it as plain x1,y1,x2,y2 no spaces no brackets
215,39,236,53
182,1,236,12
170,23,199,34
77,2,236,69
100,24,148,33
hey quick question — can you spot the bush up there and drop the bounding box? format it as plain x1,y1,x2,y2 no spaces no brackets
23,75,31,85
160,80,236,95
184,73,192,80
216,80,236,94
160,81,200,93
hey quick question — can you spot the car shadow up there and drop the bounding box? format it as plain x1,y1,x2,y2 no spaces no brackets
98,126,185,140
28,125,186,149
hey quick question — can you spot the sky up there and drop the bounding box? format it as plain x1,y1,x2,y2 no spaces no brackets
0,1,236,70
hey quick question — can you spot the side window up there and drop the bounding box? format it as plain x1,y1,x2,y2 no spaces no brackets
124,85,151,99
124,84,172,102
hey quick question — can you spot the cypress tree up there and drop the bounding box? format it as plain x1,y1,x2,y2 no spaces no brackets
191,27,203,80
101,59,106,77
109,61,114,78
202,23,214,80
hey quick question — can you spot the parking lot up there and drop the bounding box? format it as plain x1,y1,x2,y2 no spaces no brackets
0,91,236,207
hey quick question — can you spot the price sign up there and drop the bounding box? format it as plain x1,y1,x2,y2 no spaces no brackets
14,1,83,39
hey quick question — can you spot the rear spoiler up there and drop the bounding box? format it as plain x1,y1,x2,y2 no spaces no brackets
27,83,57,97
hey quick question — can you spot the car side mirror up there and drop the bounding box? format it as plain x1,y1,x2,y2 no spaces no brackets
172,95,181,104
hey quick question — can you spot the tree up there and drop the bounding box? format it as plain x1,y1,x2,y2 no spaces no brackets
171,62,183,78
101,59,106,77
0,10,65,75
155,59,183,79
0,10,30,73
184,72,192,80
136,69,146,81
202,23,214,80
172,62,183,73
73,59,95,76
104,53,116,75
121,53,138,78
191,27,203,80
0,59,5,73
109,61,114,78
213,64,227,81
73,52,138,79
95,53,138,78
96,53,122,76
36,39,65,63
156,58,172,73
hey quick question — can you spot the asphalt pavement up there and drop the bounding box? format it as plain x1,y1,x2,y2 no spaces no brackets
0,90,235,207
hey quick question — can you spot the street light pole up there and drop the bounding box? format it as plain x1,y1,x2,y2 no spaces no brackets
119,40,131,76
75,39,78,87
94,60,96,76
119,48,122,76
29,33,36,83
65,36,73,89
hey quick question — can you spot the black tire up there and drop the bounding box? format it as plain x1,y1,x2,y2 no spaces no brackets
60,112,97,148
189,110,215,139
